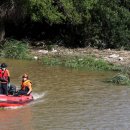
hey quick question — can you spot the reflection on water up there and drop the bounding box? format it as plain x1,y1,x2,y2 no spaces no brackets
0,107,33,130
0,58,130,130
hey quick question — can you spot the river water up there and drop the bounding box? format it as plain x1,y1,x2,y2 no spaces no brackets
0,58,130,130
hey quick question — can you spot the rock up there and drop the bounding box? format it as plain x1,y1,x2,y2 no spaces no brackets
34,56,38,60
109,54,119,58
51,48,57,53
38,50,48,54
118,57,123,61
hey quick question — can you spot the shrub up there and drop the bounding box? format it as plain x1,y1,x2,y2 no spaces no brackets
0,39,31,59
107,73,130,85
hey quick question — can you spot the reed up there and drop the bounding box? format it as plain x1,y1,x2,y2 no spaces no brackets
42,55,120,71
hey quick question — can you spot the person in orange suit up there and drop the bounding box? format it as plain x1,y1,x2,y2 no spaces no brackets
15,74,32,96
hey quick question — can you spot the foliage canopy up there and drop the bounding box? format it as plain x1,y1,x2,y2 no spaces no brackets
1,0,130,49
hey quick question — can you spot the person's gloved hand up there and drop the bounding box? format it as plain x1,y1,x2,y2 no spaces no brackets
25,93,30,96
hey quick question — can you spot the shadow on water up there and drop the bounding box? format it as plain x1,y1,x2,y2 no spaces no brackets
0,58,130,130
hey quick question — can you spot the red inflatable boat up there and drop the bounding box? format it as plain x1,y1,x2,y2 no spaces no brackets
0,94,33,107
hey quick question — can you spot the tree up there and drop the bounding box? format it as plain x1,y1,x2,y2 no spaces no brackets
30,0,89,24
0,0,29,42
1,0,130,49
0,0,14,41
88,0,130,48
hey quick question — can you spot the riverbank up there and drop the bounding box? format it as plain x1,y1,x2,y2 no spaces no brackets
30,47,130,67
1,39,129,70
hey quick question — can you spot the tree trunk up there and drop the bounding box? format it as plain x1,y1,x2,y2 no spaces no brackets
0,20,5,42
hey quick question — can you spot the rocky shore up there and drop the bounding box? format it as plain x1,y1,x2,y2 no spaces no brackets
30,47,130,67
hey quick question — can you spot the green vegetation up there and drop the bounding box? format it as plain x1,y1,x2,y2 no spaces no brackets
0,40,31,59
106,66,130,86
107,73,130,86
0,0,130,49
28,0,130,48
42,55,120,71
0,39,121,71
0,1,130,74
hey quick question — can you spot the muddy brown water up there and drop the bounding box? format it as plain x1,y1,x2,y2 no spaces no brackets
0,58,130,130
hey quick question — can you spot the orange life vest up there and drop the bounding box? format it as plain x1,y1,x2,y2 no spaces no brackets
21,80,32,91
0,69,10,83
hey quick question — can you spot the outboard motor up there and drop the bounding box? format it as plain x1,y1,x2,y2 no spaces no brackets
8,84,16,95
